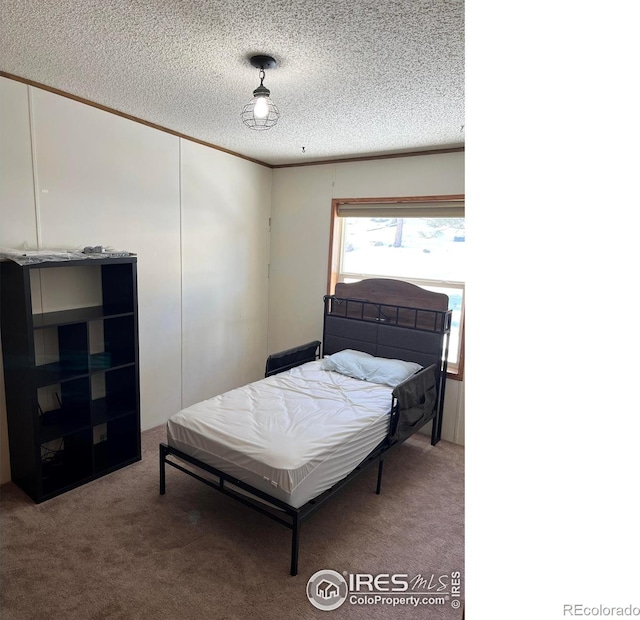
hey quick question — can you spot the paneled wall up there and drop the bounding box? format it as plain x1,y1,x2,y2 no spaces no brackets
180,140,271,405
0,77,271,484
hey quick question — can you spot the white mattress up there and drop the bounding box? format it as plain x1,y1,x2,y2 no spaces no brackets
166,360,393,508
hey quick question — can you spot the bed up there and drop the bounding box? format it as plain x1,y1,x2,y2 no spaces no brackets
159,279,452,575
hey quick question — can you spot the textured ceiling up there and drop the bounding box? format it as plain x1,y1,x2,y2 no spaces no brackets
0,0,464,166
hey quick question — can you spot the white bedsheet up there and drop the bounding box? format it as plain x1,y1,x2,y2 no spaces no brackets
166,360,393,508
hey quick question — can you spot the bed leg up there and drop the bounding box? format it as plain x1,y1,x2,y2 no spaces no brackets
159,444,166,495
431,413,441,445
290,519,300,576
376,458,384,495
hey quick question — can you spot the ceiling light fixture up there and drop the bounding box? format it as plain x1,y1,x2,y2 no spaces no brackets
241,55,280,131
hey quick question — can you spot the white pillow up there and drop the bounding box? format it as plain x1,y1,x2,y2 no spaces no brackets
321,349,422,387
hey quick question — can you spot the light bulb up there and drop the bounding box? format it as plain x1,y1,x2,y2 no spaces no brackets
254,96,269,119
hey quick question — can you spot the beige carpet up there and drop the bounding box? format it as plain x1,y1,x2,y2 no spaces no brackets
0,425,464,619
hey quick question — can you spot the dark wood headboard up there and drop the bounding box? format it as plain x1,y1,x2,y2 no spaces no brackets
334,279,448,312
330,279,450,334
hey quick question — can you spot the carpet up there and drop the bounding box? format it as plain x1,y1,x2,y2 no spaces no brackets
0,424,464,619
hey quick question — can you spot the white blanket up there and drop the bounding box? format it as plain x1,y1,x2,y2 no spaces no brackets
167,360,392,507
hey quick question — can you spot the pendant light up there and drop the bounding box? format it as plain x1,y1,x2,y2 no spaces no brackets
241,55,280,131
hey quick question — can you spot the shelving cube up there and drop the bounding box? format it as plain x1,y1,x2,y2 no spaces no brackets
1,256,141,502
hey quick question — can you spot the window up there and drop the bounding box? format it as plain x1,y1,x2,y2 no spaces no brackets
328,195,465,379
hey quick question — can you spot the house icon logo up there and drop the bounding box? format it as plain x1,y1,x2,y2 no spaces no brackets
306,569,348,611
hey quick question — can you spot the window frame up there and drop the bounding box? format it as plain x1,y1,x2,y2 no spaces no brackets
327,194,465,381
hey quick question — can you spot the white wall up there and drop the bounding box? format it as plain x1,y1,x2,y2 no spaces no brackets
268,153,465,444
0,77,272,484
27,86,184,436
180,140,271,405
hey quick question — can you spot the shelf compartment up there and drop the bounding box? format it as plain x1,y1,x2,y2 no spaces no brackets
34,358,135,386
40,408,90,444
88,354,135,373
102,263,136,314
32,306,134,330
91,366,138,421
37,378,91,436
33,361,90,387
38,377,91,443
38,378,91,443
58,322,88,372
91,397,137,425
33,351,135,388
94,414,139,472
88,314,136,371
41,428,93,497
103,315,136,366
33,322,89,386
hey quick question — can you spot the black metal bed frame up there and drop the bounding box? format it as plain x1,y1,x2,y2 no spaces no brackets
160,434,390,577
159,293,451,576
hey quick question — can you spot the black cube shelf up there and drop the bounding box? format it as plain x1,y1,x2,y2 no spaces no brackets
1,256,141,502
